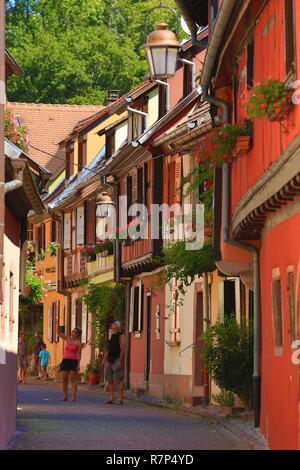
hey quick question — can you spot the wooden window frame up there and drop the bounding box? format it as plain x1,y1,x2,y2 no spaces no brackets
247,39,254,89
287,266,295,345
183,62,192,98
285,0,296,82
271,269,284,355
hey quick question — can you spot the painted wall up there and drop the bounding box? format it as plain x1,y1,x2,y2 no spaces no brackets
129,271,165,399
260,210,300,450
231,0,300,214
0,224,21,448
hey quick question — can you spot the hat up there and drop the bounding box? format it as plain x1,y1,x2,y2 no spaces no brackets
112,320,121,328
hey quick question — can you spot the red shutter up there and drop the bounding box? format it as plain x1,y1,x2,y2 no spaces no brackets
175,156,182,204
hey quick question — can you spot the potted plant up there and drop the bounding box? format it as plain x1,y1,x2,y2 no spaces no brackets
48,241,60,256
212,390,235,416
234,120,253,156
86,357,100,386
245,79,293,122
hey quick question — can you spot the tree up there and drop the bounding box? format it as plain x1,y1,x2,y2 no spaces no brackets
5,0,182,104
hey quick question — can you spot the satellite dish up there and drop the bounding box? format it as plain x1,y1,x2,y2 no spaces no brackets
181,16,191,36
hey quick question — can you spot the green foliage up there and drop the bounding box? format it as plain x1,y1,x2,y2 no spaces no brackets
24,262,48,304
48,241,60,256
162,240,215,296
83,282,125,350
5,0,181,104
245,80,293,120
201,315,254,407
212,390,235,408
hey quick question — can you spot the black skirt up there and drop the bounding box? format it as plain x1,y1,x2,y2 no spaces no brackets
60,358,78,371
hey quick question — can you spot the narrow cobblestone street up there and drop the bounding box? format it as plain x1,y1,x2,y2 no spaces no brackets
12,384,253,450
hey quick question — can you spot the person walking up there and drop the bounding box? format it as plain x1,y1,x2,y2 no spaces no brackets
102,320,125,405
17,333,29,384
39,343,51,383
58,327,82,402
33,332,43,378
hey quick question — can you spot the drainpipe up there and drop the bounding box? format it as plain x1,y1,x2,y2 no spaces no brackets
153,80,170,113
0,1,4,305
178,58,196,90
196,0,261,427
222,163,261,427
126,100,148,131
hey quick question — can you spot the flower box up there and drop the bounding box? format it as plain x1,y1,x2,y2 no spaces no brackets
234,136,252,156
268,102,294,122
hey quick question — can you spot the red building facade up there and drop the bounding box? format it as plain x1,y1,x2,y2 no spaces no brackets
177,0,300,450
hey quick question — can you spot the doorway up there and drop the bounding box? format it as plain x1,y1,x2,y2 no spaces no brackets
194,291,204,387
145,294,152,383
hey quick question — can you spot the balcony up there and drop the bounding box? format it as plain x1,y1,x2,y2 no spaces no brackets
87,253,114,279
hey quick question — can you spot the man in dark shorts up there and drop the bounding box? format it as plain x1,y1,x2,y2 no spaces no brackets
102,320,125,405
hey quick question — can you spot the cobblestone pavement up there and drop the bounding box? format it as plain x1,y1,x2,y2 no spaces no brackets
13,383,255,450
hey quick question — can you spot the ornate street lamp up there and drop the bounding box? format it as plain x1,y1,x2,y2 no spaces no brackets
96,190,115,219
144,23,181,80
143,2,180,81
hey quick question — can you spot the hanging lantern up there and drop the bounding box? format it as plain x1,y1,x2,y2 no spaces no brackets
96,191,115,219
144,23,180,80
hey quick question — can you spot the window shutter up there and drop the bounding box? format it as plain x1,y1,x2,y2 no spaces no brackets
71,300,76,331
144,162,148,208
51,220,57,243
78,140,83,170
138,283,144,331
48,305,53,342
137,167,143,205
63,213,71,250
247,40,254,88
42,224,46,251
76,206,85,245
55,301,60,343
127,176,133,220
129,287,134,333
175,156,182,204
132,171,138,205
169,159,176,206
85,199,96,245
81,302,88,344
133,286,140,332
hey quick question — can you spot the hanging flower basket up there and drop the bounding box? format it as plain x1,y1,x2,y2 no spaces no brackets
234,135,252,156
268,102,294,122
245,80,294,122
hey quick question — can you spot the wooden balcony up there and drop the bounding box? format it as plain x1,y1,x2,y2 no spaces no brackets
63,249,87,287
87,253,114,279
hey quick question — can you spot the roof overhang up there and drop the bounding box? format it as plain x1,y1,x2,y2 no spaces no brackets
5,50,23,79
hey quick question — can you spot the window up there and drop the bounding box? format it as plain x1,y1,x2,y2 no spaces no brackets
183,63,193,98
105,131,116,160
9,272,14,333
76,300,82,330
27,221,34,242
85,199,96,245
36,224,46,253
287,269,295,343
51,220,57,243
78,137,87,170
247,40,254,88
272,276,283,350
76,206,85,245
66,144,75,179
170,279,180,345
224,280,236,319
285,0,296,79
129,283,143,333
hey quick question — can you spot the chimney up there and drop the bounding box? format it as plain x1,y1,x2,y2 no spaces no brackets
105,90,120,106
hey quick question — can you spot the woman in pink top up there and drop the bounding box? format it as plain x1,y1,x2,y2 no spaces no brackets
58,327,82,402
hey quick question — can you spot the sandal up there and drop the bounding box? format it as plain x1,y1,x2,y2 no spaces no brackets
105,400,114,404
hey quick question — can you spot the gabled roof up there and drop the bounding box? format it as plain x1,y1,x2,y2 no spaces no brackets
61,79,156,142
8,103,104,178
48,146,106,211
5,50,23,79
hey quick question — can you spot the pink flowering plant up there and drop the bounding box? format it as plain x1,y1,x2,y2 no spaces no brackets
5,109,29,152
244,80,293,120
82,240,113,259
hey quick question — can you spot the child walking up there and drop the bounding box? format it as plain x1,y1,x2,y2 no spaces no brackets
39,343,51,382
